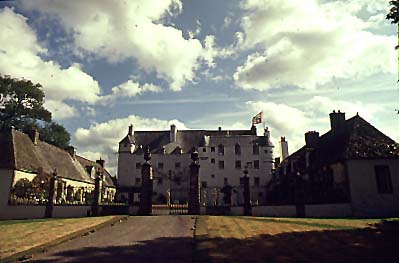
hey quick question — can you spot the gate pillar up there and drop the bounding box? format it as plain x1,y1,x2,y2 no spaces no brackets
139,148,153,216
243,167,252,216
188,150,200,215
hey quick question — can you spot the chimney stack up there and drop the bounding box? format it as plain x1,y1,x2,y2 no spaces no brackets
305,131,319,148
279,137,289,161
66,146,76,159
128,124,133,136
170,124,177,142
329,110,346,132
28,129,39,145
96,158,105,168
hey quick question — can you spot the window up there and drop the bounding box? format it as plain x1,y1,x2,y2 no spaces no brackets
375,165,393,194
224,177,228,185
158,162,164,169
135,178,141,184
254,177,260,186
158,178,163,185
136,163,141,169
218,144,224,155
253,144,259,155
201,181,208,188
235,144,241,155
203,148,206,152
219,160,224,169
211,174,215,178
174,176,181,185
211,158,215,164
175,162,181,168
235,160,241,169
254,160,260,169
211,146,215,152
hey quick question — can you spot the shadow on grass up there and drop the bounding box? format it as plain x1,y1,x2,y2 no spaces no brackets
27,237,195,263
25,220,399,263
196,220,399,263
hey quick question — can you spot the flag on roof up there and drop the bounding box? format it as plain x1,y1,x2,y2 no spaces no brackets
252,111,262,125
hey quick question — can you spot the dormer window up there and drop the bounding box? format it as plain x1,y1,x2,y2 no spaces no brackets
235,143,241,155
218,144,224,155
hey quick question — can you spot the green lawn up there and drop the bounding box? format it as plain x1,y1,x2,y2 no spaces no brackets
196,216,399,263
0,216,118,260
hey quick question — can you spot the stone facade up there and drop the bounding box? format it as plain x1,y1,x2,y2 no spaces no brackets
117,125,274,205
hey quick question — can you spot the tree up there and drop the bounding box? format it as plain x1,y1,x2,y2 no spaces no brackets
0,75,71,148
39,122,71,149
387,0,399,49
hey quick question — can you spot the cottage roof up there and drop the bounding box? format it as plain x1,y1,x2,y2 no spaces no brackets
0,129,115,187
279,115,399,169
121,129,260,154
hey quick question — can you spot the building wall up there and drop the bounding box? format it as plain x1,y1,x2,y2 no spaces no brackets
0,169,14,210
347,159,399,217
117,133,274,204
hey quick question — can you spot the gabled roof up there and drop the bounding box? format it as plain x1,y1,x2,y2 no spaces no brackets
0,129,115,187
120,128,260,154
279,115,399,169
75,156,116,187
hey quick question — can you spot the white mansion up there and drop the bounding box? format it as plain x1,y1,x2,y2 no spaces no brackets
117,124,274,205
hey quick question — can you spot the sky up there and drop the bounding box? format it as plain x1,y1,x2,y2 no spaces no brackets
0,0,398,176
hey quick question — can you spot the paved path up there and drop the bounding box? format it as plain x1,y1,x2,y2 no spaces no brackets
27,216,196,263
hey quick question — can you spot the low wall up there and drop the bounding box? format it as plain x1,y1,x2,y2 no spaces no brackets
252,205,297,217
129,206,139,215
0,205,46,220
305,203,352,218
53,206,92,218
230,206,243,216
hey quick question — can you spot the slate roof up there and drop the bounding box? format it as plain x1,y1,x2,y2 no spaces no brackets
0,129,115,187
122,129,258,154
279,114,399,169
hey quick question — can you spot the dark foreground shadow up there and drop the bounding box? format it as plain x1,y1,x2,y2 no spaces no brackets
27,237,195,263
196,220,399,263
27,220,399,263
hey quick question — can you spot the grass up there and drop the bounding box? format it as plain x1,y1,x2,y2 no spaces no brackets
196,216,399,263
0,216,118,260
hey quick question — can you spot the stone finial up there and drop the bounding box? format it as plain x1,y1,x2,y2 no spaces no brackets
144,147,151,162
191,150,199,162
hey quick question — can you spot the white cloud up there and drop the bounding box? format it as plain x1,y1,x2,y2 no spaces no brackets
0,7,101,103
245,96,387,156
44,100,78,120
98,80,161,104
20,0,206,91
234,0,397,91
74,115,187,175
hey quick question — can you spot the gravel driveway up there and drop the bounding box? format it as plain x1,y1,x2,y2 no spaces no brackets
26,216,196,263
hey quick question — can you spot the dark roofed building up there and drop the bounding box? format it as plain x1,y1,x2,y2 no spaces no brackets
267,111,399,217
